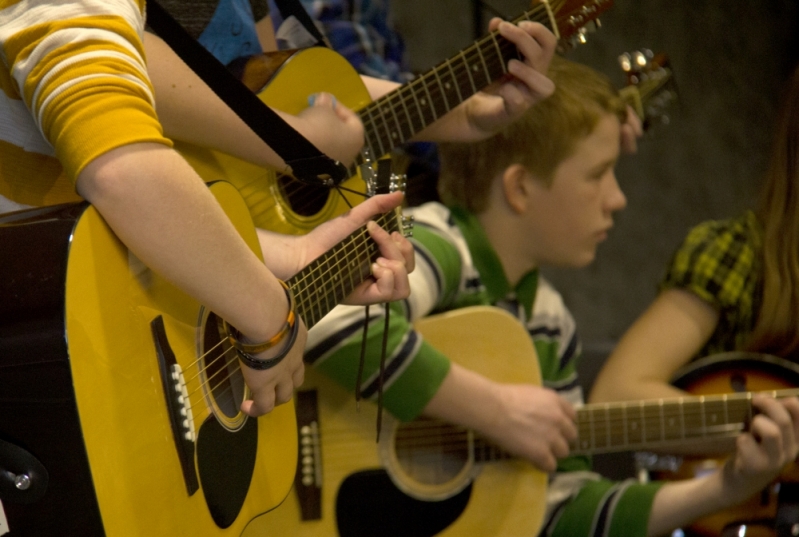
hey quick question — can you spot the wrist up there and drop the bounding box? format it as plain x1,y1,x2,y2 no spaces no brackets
224,279,298,370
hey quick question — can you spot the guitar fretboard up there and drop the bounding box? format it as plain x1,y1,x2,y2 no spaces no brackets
355,0,611,165
571,389,799,454
393,389,799,464
357,32,517,160
286,211,400,329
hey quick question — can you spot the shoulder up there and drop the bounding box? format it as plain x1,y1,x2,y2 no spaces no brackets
663,210,761,309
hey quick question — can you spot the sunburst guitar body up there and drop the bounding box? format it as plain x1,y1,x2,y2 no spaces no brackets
649,353,799,537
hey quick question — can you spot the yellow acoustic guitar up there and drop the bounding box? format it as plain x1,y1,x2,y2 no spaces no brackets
175,0,613,235
0,179,410,536
281,306,799,537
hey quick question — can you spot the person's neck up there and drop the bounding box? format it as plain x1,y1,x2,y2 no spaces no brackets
475,206,537,288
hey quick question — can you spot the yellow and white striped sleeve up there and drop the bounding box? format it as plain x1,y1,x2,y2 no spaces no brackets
0,0,172,181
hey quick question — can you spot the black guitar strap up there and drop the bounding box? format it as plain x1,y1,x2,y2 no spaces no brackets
145,0,348,186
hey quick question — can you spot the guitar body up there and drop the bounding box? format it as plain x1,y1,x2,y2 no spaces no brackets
653,353,799,536
175,47,373,235
290,306,547,537
0,181,296,536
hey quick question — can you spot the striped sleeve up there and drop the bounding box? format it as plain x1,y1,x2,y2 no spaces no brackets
543,478,663,537
303,204,467,421
0,0,171,182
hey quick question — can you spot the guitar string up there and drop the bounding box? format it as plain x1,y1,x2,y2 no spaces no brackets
168,0,587,424
305,392,792,457
358,23,523,151
173,222,388,415
216,4,552,224
357,2,553,151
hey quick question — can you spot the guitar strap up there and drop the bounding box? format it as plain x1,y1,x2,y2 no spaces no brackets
145,0,349,186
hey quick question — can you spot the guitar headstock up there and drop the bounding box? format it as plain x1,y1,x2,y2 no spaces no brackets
618,49,677,131
536,0,614,51
363,157,414,238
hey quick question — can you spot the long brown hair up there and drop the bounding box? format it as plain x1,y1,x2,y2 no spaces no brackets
746,66,799,357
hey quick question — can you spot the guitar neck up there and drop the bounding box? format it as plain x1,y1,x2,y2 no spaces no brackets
286,211,400,329
571,389,799,454
425,389,799,464
357,0,611,160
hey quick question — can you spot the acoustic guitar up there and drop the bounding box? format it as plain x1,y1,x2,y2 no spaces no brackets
283,307,799,537
175,0,613,235
0,178,411,536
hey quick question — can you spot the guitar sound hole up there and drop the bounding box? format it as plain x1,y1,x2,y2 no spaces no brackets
201,312,247,422
277,174,330,217
394,418,470,486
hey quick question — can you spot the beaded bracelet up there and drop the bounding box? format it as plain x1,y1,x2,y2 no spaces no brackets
223,280,298,370
236,315,300,370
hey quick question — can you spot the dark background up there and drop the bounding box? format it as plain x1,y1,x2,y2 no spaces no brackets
392,0,799,477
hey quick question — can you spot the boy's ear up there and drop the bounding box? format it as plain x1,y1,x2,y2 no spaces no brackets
501,164,532,214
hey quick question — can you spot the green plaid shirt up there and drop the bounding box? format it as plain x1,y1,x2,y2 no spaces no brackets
661,210,763,358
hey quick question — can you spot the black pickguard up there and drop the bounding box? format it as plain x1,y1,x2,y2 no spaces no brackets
336,469,471,537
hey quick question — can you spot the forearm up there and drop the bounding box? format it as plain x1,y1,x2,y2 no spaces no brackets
589,290,719,404
76,143,288,342
422,363,502,430
144,32,325,169
648,472,739,537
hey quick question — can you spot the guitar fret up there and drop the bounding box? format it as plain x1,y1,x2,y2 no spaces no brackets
288,213,400,329
622,404,629,448
488,34,509,78
384,94,407,147
663,401,681,441
395,89,416,140
427,68,451,117
679,398,686,441
700,395,706,438
360,108,382,161
464,48,488,90
411,77,437,126
373,104,391,157
444,58,465,106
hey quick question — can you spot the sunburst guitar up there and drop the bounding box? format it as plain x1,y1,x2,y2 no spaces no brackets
175,0,613,236
266,307,799,537
648,353,799,537
0,178,411,536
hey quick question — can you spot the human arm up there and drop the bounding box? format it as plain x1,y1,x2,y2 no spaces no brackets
143,31,364,170
257,191,415,305
76,143,306,416
8,3,407,417
647,395,799,536
422,363,576,472
360,19,556,142
545,396,799,537
589,288,719,403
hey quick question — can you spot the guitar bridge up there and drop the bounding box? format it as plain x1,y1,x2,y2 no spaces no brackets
151,315,200,496
294,390,322,520
169,364,197,443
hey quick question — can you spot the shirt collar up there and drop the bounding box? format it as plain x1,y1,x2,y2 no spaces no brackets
449,205,538,319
